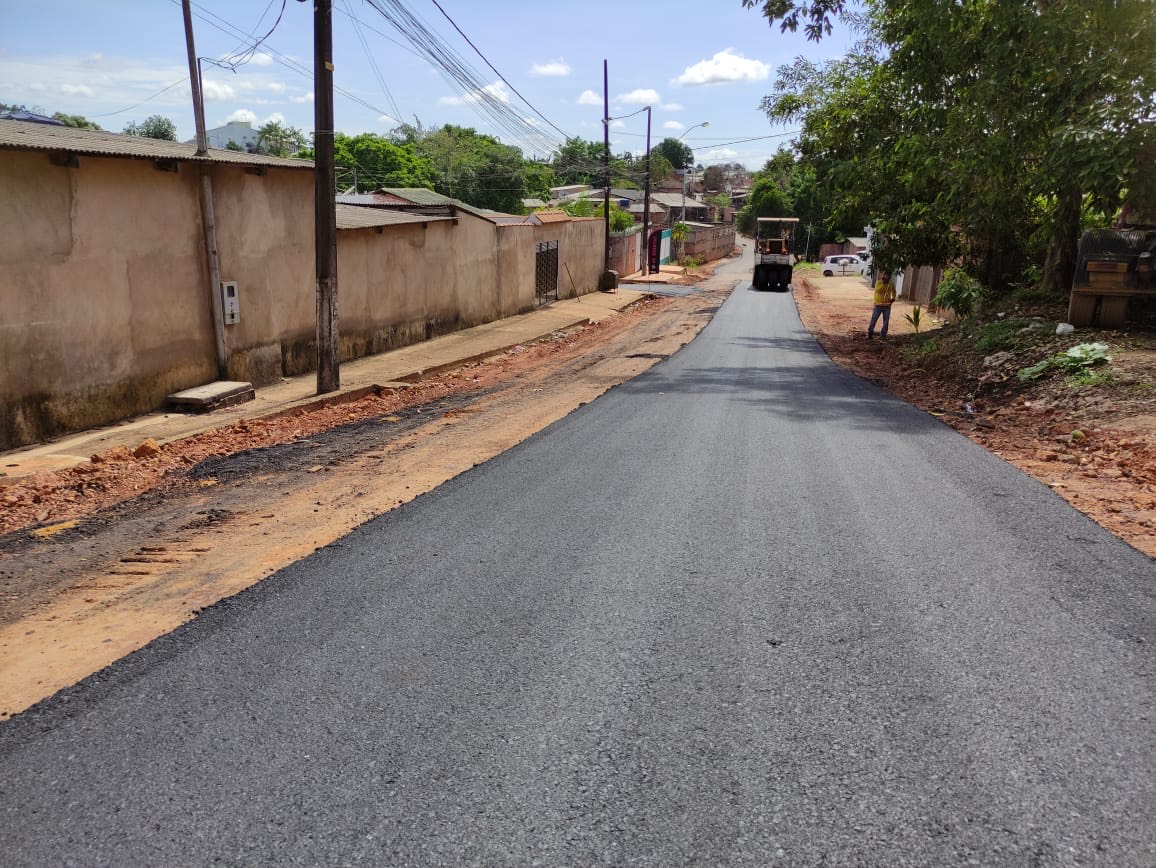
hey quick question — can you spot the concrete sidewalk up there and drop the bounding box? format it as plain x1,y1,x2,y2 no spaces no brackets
1,289,648,482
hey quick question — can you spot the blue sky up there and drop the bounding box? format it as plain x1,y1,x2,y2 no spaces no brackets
0,0,855,169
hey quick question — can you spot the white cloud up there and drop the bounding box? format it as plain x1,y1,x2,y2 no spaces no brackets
377,114,400,125
251,52,275,67
222,109,288,127
577,89,601,106
265,81,286,94
60,83,94,96
610,119,625,129
704,148,739,160
440,81,510,106
530,59,570,77
225,109,258,125
662,102,684,111
290,91,314,104
616,88,659,106
663,120,685,130
202,80,236,101
673,49,770,86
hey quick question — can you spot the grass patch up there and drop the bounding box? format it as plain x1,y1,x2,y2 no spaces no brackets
900,336,941,361
973,318,1035,354
1065,369,1115,387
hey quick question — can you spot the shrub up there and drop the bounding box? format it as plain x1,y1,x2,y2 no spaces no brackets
933,268,986,319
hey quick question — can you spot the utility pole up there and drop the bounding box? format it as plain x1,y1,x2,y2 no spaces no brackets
601,59,612,289
640,106,652,275
182,0,227,380
314,0,339,393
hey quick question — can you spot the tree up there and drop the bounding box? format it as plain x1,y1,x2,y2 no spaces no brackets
647,152,675,186
52,112,102,130
741,0,848,41
653,138,694,173
736,177,792,236
552,137,606,185
123,115,177,141
411,125,530,213
749,0,1156,293
334,133,433,191
670,221,690,264
225,139,244,152
702,165,727,194
256,120,308,157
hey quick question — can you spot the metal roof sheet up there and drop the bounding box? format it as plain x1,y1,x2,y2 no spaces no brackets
335,204,451,230
0,119,313,169
378,187,515,222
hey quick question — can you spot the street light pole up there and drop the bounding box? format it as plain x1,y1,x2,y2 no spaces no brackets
678,121,709,223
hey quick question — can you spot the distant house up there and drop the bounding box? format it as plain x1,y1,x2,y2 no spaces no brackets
0,109,65,125
191,120,261,152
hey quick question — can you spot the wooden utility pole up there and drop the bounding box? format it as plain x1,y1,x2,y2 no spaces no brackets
640,106,652,275
602,59,611,283
314,0,339,393
182,0,227,380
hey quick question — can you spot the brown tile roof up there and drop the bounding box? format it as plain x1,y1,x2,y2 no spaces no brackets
0,119,313,169
531,209,572,224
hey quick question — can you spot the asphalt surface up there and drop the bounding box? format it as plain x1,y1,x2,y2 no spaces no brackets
1,266,1153,866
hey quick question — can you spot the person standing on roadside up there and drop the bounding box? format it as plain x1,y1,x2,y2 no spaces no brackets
868,270,896,339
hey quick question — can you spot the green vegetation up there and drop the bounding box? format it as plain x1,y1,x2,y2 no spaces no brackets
973,319,1033,354
904,305,923,334
744,0,1154,295
1018,342,1112,382
123,115,177,141
933,269,986,320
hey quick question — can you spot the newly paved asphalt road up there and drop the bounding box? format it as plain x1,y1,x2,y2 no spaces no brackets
2,272,1152,866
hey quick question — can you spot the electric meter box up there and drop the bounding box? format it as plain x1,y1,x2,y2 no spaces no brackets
221,281,240,324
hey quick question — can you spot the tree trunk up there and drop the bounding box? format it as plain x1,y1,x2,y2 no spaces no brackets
1042,188,1082,294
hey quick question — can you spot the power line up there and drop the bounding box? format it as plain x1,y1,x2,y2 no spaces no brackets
425,0,570,141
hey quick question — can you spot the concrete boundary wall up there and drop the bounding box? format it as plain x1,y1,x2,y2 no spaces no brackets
0,150,605,450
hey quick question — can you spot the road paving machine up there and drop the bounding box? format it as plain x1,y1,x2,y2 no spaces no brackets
752,217,800,292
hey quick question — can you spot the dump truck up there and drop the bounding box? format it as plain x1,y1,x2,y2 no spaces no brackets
752,217,800,292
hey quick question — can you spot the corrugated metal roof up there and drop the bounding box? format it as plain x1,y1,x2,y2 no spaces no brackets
378,187,515,222
336,192,413,207
335,204,451,230
379,187,456,206
0,119,313,169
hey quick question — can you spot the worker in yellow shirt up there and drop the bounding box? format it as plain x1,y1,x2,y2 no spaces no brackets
867,271,896,339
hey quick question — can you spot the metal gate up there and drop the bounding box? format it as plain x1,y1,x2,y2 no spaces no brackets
535,240,559,304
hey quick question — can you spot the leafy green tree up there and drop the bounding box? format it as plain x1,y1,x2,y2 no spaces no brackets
225,139,244,152
736,176,792,236
741,0,847,41
325,133,434,191
523,160,556,203
256,120,308,157
123,115,177,141
552,137,606,185
646,152,674,186
653,137,694,172
52,112,101,130
750,0,1156,293
411,125,529,213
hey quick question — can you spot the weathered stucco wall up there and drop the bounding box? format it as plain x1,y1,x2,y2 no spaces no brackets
336,212,502,363
0,151,218,449
0,151,608,451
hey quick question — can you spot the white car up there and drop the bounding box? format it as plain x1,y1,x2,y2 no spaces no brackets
821,254,868,276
